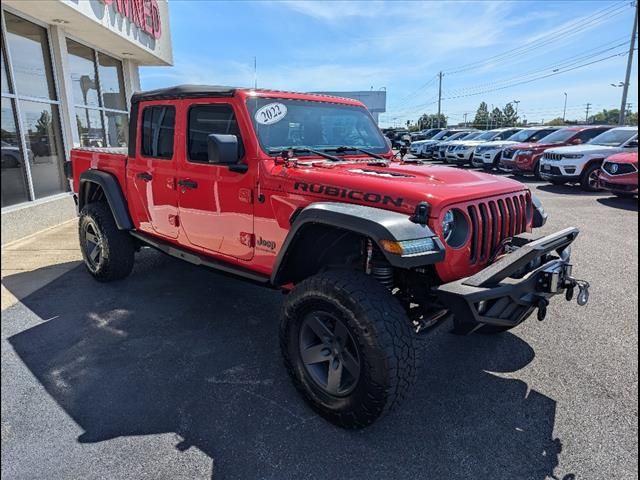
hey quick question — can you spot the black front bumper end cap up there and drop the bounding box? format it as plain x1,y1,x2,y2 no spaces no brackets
433,227,581,334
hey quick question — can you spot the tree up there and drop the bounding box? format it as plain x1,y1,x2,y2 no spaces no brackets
545,117,566,126
472,102,489,129
588,109,620,125
36,110,52,137
417,113,447,129
502,102,519,126
490,107,504,128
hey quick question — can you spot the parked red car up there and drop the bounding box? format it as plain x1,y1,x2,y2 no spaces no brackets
500,126,610,178
598,152,638,198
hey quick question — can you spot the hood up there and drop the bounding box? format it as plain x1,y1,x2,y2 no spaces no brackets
604,152,638,164
546,144,620,155
478,140,517,148
277,160,527,217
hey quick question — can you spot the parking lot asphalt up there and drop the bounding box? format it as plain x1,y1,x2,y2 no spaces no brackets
1,161,638,480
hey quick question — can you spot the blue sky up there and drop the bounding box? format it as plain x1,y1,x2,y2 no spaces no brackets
140,1,638,127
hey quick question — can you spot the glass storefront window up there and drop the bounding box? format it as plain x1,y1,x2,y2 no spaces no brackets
67,39,100,107
105,111,128,147
98,52,126,111
20,100,66,199
4,12,56,100
1,42,11,93
1,97,30,207
76,107,106,147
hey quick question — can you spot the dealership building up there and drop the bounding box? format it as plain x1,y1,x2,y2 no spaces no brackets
1,0,173,244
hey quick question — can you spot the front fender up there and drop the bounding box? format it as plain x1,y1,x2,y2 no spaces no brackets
271,202,445,285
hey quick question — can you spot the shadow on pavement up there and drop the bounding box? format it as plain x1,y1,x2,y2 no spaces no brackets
537,184,603,196
597,196,639,211
4,250,569,480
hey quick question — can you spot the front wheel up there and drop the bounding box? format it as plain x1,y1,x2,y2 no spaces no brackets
580,163,602,192
280,270,418,429
79,202,135,281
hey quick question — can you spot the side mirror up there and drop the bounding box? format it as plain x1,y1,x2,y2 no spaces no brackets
624,139,638,148
207,134,239,165
571,138,582,145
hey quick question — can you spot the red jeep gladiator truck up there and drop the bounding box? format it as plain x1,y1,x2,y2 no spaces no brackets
69,85,589,428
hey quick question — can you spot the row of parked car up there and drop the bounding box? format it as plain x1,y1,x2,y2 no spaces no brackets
403,125,638,196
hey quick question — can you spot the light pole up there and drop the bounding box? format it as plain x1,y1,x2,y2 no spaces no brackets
562,93,568,122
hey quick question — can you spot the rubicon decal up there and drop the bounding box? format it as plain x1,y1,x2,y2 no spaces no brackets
294,182,404,207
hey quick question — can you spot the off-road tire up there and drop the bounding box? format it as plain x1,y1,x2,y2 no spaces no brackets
79,202,135,282
580,163,602,192
280,269,418,429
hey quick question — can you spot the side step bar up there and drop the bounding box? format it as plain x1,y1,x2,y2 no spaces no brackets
130,231,271,286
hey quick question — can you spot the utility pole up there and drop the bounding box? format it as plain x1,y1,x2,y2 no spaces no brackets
253,56,257,89
585,103,592,123
463,113,468,127
563,92,568,122
437,71,443,128
619,0,638,125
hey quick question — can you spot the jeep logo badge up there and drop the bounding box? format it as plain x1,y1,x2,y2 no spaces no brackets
256,237,276,250
610,163,619,174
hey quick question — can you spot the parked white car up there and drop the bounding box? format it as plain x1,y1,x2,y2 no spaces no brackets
445,128,521,165
413,129,469,158
471,127,560,169
434,130,479,160
539,126,638,191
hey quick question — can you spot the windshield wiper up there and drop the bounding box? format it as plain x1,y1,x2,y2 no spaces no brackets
327,146,386,160
268,146,342,162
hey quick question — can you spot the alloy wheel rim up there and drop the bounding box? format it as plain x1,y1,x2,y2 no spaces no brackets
299,311,361,396
84,221,103,271
588,169,601,189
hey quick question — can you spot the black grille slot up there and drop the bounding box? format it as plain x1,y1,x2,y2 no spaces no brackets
489,201,499,253
468,206,479,264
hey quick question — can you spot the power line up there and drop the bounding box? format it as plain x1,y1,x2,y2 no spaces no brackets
444,37,629,97
443,2,630,75
441,50,632,101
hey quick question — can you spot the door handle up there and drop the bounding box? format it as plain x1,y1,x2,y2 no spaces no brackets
136,172,153,182
178,179,198,189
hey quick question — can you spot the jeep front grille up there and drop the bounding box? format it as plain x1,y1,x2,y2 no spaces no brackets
466,193,531,265
543,152,562,161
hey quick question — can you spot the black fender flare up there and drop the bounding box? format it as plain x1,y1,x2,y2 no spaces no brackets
78,170,133,230
271,202,445,285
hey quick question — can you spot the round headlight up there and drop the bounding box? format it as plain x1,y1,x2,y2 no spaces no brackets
442,210,455,241
441,209,469,248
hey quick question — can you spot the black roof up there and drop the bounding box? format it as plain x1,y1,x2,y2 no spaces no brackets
131,84,237,103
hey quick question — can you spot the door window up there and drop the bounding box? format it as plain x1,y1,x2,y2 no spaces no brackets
140,105,175,159
187,105,243,163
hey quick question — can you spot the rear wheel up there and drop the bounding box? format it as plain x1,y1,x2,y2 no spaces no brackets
580,163,602,192
79,202,135,281
280,270,418,429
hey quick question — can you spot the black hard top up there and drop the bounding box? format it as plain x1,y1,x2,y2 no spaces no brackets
131,85,237,103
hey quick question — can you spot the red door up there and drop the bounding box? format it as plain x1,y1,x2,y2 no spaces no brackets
126,103,179,239
176,101,255,261
127,103,179,239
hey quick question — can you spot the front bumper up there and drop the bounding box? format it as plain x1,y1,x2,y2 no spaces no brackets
433,227,585,334
447,150,473,164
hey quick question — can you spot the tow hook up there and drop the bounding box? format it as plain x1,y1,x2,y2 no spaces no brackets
563,278,591,306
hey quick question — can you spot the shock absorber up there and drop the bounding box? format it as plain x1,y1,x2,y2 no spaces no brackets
365,239,394,289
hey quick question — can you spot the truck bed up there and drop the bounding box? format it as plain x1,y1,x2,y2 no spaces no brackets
70,147,129,197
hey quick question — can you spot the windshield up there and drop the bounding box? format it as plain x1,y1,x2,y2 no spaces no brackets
247,98,388,154
461,131,481,140
476,130,498,140
430,130,451,141
507,129,538,142
588,128,637,147
446,132,469,141
537,128,577,144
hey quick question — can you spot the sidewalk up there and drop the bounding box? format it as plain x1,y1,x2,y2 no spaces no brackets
1,220,82,311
